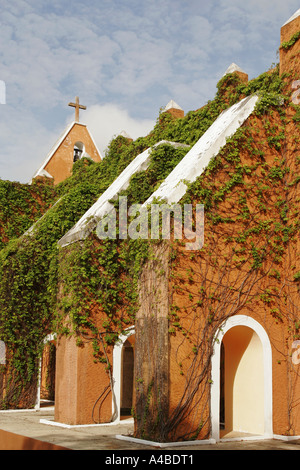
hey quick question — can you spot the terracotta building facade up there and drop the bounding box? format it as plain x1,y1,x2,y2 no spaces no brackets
48,11,300,443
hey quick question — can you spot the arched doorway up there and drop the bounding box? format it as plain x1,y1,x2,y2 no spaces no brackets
112,327,135,422
211,316,273,441
36,334,56,410
120,337,134,418
221,326,264,436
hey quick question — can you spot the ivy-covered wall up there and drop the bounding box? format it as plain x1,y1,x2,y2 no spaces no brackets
0,177,56,250
165,103,300,440
129,76,300,440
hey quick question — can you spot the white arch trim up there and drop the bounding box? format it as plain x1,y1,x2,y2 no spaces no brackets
211,315,273,441
112,326,135,423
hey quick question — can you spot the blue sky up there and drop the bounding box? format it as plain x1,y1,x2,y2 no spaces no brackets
0,0,299,183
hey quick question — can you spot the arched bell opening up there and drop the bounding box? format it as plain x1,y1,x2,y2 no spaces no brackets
73,141,85,162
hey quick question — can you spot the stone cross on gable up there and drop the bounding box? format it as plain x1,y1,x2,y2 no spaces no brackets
68,96,86,122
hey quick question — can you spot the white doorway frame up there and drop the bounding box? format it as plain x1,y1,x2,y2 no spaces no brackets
112,326,135,423
35,333,57,410
210,315,273,441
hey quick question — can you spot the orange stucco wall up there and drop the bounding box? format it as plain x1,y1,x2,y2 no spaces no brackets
54,334,112,425
167,240,300,438
0,429,68,450
279,16,300,81
44,123,101,185
280,14,300,78
165,108,184,119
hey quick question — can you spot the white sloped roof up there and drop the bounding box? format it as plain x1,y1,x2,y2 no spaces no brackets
144,95,259,206
223,63,247,76
119,130,132,139
282,8,300,26
58,140,189,247
31,122,76,181
164,100,183,111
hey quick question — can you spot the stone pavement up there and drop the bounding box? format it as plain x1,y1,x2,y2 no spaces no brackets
0,407,299,451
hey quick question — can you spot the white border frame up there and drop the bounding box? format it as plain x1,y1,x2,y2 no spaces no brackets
210,315,273,441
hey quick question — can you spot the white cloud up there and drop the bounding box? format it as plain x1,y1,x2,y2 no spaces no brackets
0,105,59,183
83,103,155,156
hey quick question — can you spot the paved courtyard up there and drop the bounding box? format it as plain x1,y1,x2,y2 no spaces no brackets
0,407,299,451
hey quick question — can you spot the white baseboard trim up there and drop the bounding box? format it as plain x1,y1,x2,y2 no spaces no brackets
115,434,216,448
39,417,133,428
273,434,300,441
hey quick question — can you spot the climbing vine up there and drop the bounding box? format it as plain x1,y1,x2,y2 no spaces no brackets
280,30,300,50
0,177,56,250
